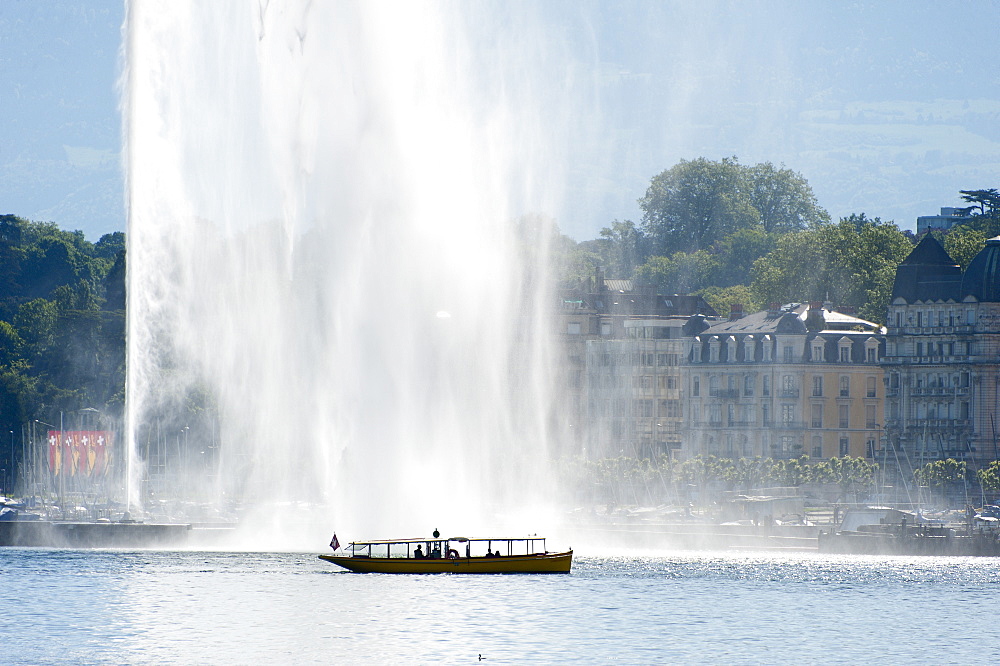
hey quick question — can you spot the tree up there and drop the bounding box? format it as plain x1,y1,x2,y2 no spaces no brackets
977,461,1000,498
914,458,967,489
942,225,988,269
634,250,715,294
746,162,830,234
749,214,912,323
597,219,646,278
639,157,757,254
960,189,1000,217
638,157,827,255
696,285,761,319
707,226,775,287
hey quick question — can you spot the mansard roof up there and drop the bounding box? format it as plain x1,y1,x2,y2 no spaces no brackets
700,303,879,336
890,235,962,303
961,236,1000,303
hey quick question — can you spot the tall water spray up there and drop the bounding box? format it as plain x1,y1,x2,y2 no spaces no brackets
123,2,574,545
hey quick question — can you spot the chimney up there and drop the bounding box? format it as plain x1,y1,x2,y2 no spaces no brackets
729,303,744,321
806,302,826,331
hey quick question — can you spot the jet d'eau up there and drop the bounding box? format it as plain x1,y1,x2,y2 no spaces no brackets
3,2,1000,663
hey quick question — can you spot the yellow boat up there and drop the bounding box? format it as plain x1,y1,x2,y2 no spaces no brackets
318,534,572,574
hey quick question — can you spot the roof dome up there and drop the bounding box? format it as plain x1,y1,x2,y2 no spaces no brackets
961,236,1000,302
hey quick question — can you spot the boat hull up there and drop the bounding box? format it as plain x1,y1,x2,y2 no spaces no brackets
318,550,573,574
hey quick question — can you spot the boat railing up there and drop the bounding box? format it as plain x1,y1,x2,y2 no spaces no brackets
344,536,554,559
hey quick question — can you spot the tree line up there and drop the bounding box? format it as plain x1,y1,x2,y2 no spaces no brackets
565,454,1000,509
562,454,879,507
0,214,125,463
554,157,1000,324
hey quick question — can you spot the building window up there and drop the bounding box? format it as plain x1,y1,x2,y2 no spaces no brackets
781,404,795,425
692,376,700,397
567,322,582,335
744,374,754,396
812,375,823,397
839,345,851,363
744,338,754,362
600,322,612,336
659,399,681,418
762,375,771,396
839,404,849,429
783,346,793,363
762,342,773,362
839,376,850,397
710,342,720,362
811,404,823,428
762,403,771,425
866,347,877,363
709,405,722,424
709,376,719,395
781,375,796,397
865,404,876,429
812,342,824,361
866,376,876,398
812,436,823,458
840,436,850,457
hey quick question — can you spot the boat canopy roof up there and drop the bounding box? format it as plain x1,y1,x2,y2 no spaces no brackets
348,536,545,546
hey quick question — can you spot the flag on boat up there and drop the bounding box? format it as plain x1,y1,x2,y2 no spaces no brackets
330,534,340,551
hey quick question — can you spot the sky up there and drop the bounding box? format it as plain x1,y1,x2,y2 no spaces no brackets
1,1,999,241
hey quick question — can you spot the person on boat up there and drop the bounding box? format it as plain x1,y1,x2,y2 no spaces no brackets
413,545,424,559
431,544,442,559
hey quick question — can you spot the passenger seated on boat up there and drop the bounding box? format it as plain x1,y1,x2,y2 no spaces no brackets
413,545,424,559
431,545,442,558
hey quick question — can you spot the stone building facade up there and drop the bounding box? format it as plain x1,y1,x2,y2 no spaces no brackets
558,275,716,459
883,235,1000,467
684,303,885,461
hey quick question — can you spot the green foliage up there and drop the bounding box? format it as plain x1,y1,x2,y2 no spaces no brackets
0,215,126,478
638,157,827,255
708,227,776,287
943,225,988,269
597,220,646,278
977,461,1000,496
914,458,968,488
563,454,879,505
634,250,715,293
695,284,761,318
745,162,831,233
749,214,912,323
959,189,1000,217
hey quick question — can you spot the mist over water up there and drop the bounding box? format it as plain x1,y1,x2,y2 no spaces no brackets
123,2,577,545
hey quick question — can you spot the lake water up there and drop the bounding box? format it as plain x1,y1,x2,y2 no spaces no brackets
2,547,998,664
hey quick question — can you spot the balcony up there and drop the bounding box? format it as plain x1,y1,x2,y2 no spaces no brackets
709,388,740,399
779,388,799,399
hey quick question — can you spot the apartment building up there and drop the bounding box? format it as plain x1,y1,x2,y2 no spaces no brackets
684,303,884,461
